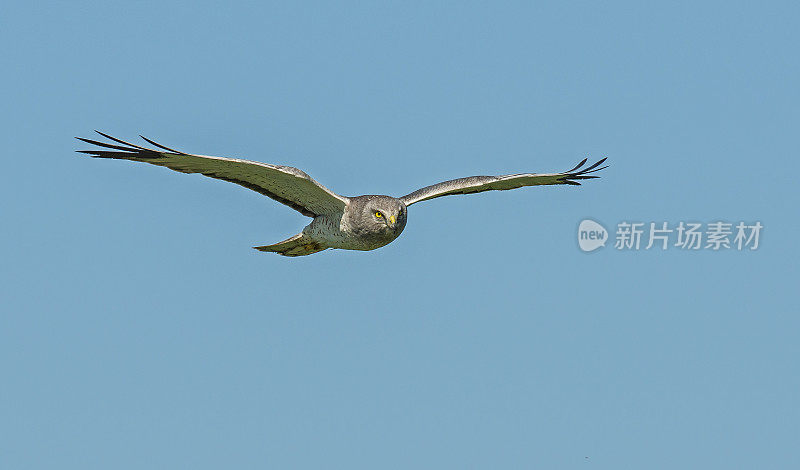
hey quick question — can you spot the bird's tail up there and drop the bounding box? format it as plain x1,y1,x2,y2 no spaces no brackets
254,233,328,257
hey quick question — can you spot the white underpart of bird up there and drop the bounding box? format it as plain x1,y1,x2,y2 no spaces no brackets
77,132,608,257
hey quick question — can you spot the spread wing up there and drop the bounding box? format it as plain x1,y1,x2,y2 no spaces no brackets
399,158,608,206
76,131,349,217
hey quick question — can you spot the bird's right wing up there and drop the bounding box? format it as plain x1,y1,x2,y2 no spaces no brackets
399,158,607,206
77,131,349,217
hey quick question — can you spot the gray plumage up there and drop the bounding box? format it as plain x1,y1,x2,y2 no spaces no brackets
77,132,607,256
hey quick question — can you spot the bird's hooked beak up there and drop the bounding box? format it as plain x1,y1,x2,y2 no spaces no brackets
388,215,397,228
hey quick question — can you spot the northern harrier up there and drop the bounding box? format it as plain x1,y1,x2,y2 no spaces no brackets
77,132,607,256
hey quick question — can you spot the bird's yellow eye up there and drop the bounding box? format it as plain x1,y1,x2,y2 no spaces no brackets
374,211,382,218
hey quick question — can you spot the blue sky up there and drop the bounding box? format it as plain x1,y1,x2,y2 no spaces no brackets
1,1,798,468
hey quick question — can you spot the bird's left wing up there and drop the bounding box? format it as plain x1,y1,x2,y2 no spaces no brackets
399,158,608,206
77,131,349,217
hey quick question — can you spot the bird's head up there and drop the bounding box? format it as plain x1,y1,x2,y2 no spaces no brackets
353,195,407,238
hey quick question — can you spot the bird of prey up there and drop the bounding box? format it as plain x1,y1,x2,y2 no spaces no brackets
77,132,607,256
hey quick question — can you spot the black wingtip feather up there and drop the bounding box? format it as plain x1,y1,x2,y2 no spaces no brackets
75,137,137,152
557,157,609,185
565,158,588,173
139,135,187,155
76,132,188,159
586,164,609,174
569,175,600,180
94,130,150,151
581,157,608,173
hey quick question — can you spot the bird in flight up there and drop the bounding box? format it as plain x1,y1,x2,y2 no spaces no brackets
77,132,608,256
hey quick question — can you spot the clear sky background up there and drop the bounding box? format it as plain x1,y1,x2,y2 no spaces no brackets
1,1,798,468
